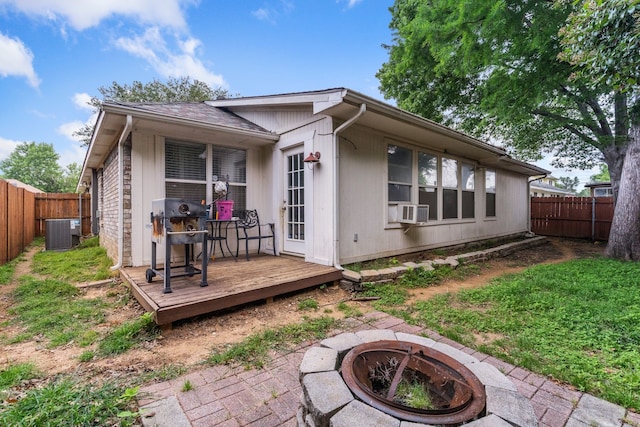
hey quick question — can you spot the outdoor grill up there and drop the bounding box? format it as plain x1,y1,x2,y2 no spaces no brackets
146,198,208,293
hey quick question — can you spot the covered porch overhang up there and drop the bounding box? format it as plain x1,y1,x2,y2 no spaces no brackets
78,104,279,191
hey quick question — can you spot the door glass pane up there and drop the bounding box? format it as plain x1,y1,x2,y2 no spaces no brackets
287,153,305,241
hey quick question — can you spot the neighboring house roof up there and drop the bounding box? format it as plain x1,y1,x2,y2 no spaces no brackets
530,180,575,196
584,181,611,188
79,88,549,189
4,178,45,193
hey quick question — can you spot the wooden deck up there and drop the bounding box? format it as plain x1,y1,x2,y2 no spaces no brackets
121,255,343,325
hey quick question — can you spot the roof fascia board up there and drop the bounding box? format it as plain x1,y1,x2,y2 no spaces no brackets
341,90,506,157
78,109,107,191
205,88,347,112
102,103,279,141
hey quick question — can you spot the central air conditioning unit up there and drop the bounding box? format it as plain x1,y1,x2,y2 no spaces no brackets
398,204,429,224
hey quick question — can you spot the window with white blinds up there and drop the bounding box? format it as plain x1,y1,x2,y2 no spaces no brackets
164,140,247,209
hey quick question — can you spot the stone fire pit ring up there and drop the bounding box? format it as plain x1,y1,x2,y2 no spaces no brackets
297,329,538,427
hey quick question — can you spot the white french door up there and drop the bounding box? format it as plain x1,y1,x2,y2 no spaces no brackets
283,148,305,254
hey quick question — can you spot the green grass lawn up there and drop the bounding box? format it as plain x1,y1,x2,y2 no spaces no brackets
371,257,640,410
0,238,157,426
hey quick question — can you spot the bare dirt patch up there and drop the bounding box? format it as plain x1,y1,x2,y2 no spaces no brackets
0,237,605,383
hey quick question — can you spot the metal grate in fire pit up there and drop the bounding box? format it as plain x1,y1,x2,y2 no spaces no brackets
297,330,538,427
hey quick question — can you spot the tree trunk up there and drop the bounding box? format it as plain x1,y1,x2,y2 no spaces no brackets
603,145,626,204
605,125,640,260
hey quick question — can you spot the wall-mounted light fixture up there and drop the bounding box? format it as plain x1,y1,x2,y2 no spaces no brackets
304,151,321,169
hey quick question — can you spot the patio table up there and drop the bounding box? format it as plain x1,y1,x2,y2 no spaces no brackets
206,218,240,261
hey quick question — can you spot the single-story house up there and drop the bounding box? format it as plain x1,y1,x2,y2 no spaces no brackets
530,176,575,197
78,88,548,270
584,181,613,198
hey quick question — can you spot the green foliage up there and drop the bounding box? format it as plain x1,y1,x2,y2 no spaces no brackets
10,276,107,347
78,350,95,363
0,363,40,391
208,316,338,369
336,301,363,318
139,365,188,383
75,77,230,145
98,313,158,356
407,258,640,409
559,0,640,91
0,141,76,193
32,238,115,282
362,282,410,309
378,0,629,172
181,380,193,392
298,298,319,311
590,163,611,183
557,176,580,192
0,259,16,285
0,378,139,426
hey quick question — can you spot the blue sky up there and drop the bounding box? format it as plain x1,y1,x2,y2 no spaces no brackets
0,0,596,188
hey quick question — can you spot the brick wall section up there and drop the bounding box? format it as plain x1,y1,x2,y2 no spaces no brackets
99,134,133,267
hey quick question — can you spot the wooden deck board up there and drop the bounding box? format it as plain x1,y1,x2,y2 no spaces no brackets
121,255,343,325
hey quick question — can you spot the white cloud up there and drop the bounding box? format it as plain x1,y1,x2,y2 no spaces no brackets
0,33,41,88
0,137,20,162
252,8,275,23
58,120,87,142
58,142,88,168
56,117,95,167
114,28,226,88
73,93,94,111
338,0,363,9
252,1,294,24
0,0,190,31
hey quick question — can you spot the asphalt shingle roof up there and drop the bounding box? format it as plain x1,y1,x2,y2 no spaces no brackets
110,101,272,134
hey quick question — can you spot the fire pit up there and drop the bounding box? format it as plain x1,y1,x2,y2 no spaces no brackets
341,340,485,424
298,330,538,427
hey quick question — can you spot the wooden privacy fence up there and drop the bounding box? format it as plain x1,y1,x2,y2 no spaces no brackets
530,196,613,241
0,178,90,266
34,192,90,237
0,179,36,265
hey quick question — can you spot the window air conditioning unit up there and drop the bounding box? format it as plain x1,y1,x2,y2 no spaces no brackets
398,204,429,224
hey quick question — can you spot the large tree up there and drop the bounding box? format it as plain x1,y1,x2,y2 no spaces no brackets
75,76,229,145
377,0,639,259
559,0,640,260
0,142,75,193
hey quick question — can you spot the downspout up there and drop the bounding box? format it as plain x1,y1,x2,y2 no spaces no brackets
332,103,366,269
111,115,133,271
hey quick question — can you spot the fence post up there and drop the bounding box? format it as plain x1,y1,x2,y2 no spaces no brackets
591,197,596,241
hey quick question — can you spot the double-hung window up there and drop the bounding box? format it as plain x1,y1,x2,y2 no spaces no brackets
485,169,496,217
165,140,206,200
461,163,475,219
442,157,458,219
418,152,438,220
212,146,247,211
387,142,486,222
387,145,412,202
165,139,247,210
